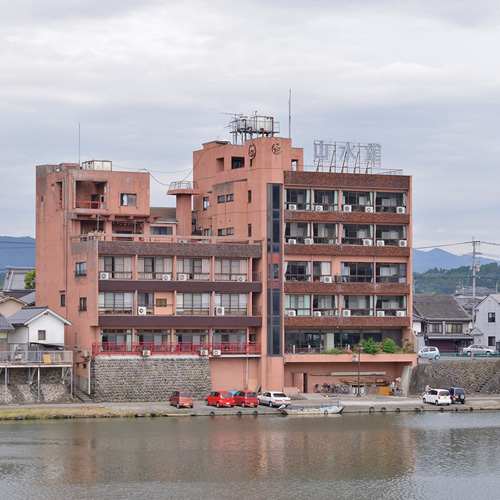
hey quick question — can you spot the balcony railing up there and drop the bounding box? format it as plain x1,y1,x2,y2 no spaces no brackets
0,350,73,364
92,342,261,356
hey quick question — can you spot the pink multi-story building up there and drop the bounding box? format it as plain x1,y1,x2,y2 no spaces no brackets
35,117,416,399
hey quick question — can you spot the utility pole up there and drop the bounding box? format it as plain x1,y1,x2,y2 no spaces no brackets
471,239,480,328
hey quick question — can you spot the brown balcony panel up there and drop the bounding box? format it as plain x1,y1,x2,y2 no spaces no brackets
99,315,262,328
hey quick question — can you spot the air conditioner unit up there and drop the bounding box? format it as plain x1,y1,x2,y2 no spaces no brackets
396,206,406,214
200,350,209,356
321,276,333,283
288,239,297,244
376,240,385,247
365,206,374,213
212,349,222,356
343,205,352,213
237,276,246,282
313,311,322,317
178,274,188,281
99,272,109,280
288,204,297,210
162,274,172,281
376,311,385,317
315,205,324,212
287,310,297,317
342,309,351,317
396,311,406,317
399,240,408,247
138,306,147,315
141,350,151,357
363,239,373,246
304,238,313,245
215,306,225,316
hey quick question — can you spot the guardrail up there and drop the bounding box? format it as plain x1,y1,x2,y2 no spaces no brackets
0,350,73,364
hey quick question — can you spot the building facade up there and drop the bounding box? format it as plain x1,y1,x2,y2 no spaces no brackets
35,119,416,397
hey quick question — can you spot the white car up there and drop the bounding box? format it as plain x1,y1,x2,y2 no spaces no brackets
423,389,451,406
418,346,440,360
462,344,496,357
258,391,291,408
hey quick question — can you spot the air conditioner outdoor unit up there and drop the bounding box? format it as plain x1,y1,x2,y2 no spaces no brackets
313,311,322,317
321,276,333,283
342,309,351,317
215,306,225,316
237,276,246,282
141,350,151,357
200,350,209,356
162,274,172,281
396,311,406,317
99,272,109,280
288,239,297,244
304,238,313,245
138,306,147,315
396,206,406,214
288,204,297,210
363,239,373,246
178,274,188,281
376,240,385,247
399,240,408,247
376,311,385,317
315,205,324,212
287,310,297,317
365,206,374,213
343,205,352,212
212,349,222,356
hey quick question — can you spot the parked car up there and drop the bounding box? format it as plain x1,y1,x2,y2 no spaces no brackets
418,346,440,360
462,344,496,356
205,391,235,408
234,390,259,407
422,389,451,406
258,391,291,408
449,387,466,404
170,390,194,408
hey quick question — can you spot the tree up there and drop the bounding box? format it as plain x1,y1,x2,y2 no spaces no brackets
24,269,35,289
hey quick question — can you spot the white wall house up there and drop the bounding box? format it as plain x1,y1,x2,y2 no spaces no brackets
474,294,500,350
7,306,70,349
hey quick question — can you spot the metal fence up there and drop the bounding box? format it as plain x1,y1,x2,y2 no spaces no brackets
0,350,73,364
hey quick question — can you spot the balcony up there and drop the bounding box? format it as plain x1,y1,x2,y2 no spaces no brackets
0,350,73,365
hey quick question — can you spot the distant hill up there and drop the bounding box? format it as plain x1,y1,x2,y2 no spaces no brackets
0,236,36,272
413,248,500,273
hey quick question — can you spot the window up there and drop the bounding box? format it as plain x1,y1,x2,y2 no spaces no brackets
203,197,210,210
138,257,173,279
312,223,337,244
226,194,234,202
342,295,373,316
120,193,137,206
98,256,133,279
100,329,132,349
231,157,244,169
488,312,496,323
177,258,210,280
138,293,154,309
151,226,173,235
217,228,226,236
341,262,374,283
375,225,406,246
156,298,167,307
60,294,66,307
342,191,373,212
215,259,247,281
285,295,311,316
313,189,337,211
376,263,407,284
375,295,406,316
445,323,463,333
79,297,87,312
312,261,331,282
285,189,310,210
217,195,225,203
313,295,338,316
98,292,133,314
285,261,311,282
248,191,252,203
285,222,310,243
176,293,210,315
488,336,496,347
136,329,170,344
248,224,252,237
214,293,248,315
375,192,406,213
342,224,373,245
226,227,234,235
38,330,46,341
75,262,87,276
428,323,442,333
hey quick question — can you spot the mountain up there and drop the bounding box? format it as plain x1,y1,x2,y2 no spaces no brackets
0,236,36,271
412,248,500,273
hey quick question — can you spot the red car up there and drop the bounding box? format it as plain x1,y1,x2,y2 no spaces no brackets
233,390,259,407
170,391,194,408
205,391,235,408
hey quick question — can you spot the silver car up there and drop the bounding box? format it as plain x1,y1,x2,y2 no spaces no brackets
418,346,440,360
462,344,496,357
258,391,291,408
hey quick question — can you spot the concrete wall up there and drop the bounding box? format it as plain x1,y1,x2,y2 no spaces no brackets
408,359,500,395
90,356,212,402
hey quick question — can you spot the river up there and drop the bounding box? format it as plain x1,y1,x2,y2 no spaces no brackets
0,412,498,500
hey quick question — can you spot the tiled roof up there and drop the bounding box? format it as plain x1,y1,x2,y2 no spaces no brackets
150,207,177,223
0,313,14,331
413,294,471,321
2,266,35,292
7,306,49,325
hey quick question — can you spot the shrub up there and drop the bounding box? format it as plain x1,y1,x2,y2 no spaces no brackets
360,338,380,354
382,338,397,353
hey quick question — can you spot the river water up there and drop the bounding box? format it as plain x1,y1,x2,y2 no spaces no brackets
1,411,499,500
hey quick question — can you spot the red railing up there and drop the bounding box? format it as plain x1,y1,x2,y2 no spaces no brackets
92,342,261,356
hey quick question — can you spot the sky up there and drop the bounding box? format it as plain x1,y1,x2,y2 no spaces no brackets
2,0,500,259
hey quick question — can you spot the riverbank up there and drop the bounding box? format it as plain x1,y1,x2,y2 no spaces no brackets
3,392,500,420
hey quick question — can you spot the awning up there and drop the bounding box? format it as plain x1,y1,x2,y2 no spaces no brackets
427,335,473,340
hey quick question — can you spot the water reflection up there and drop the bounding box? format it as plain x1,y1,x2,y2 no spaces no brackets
1,412,500,499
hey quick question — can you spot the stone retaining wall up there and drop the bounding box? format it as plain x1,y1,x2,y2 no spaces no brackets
90,357,212,402
409,360,500,395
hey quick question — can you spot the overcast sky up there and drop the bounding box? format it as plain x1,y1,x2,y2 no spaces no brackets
2,0,500,259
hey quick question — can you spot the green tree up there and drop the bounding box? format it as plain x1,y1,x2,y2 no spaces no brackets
24,269,35,289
